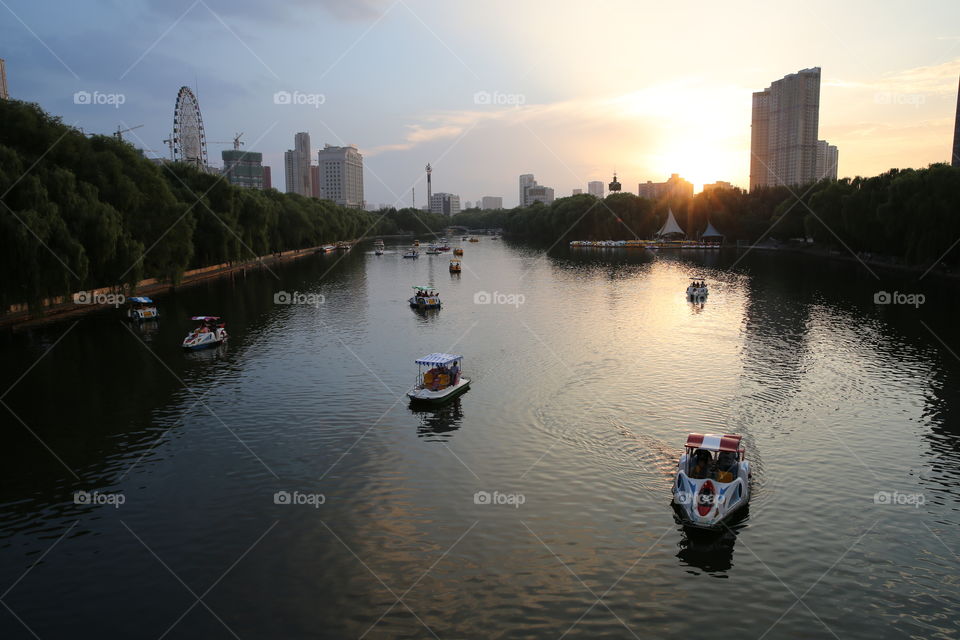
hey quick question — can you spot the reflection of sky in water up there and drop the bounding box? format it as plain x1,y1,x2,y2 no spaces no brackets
0,242,957,638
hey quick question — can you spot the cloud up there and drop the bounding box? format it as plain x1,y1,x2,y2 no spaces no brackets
827,58,960,96
139,0,392,23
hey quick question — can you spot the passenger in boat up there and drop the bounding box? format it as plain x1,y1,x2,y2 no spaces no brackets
450,362,460,383
716,451,738,483
690,449,712,479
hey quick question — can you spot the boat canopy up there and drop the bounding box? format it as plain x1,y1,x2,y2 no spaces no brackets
191,316,221,321
412,286,436,291
655,208,686,238
129,296,153,303
702,220,724,238
415,352,462,366
685,433,742,453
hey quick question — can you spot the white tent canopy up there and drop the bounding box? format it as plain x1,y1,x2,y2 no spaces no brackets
655,209,686,238
702,220,724,238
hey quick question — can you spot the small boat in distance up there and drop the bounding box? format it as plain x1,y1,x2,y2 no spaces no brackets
453,248,464,256
413,239,420,247
407,353,470,404
408,286,441,309
375,247,384,256
182,316,228,350
469,237,479,243
403,248,419,258
461,236,468,241
687,278,709,300
672,433,751,530
127,296,159,321
425,245,441,255
449,258,462,273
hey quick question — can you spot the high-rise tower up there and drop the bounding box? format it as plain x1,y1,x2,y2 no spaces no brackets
952,74,960,168
750,67,822,190
426,163,432,203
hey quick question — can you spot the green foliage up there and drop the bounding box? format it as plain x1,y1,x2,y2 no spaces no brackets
459,169,960,269
0,99,431,309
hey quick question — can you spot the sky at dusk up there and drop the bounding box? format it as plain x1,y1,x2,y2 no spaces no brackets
3,0,960,206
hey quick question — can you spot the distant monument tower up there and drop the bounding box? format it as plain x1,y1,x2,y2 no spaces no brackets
426,163,433,204
608,171,622,194
953,74,960,167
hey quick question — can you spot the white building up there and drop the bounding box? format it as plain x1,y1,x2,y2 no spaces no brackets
519,174,536,207
317,144,364,208
587,181,604,198
284,132,312,196
519,174,555,206
525,185,554,205
815,140,839,180
481,196,503,210
572,188,582,195
430,192,461,216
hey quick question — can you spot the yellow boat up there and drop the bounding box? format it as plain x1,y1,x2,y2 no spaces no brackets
468,237,479,243
453,248,464,256
449,258,462,273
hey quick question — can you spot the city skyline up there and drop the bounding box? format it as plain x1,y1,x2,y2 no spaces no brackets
3,1,960,206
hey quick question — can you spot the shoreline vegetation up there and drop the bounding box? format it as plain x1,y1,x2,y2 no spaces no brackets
3,99,960,328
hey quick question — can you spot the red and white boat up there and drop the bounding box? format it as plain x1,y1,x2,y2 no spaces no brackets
672,433,751,529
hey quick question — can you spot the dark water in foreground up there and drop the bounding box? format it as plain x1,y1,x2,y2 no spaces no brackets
1,240,959,639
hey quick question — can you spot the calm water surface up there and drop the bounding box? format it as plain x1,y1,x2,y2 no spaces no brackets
1,240,959,639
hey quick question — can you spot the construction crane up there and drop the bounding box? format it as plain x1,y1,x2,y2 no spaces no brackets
114,124,143,141
207,133,245,151
162,136,175,160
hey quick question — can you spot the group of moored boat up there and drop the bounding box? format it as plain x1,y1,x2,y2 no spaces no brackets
570,239,720,249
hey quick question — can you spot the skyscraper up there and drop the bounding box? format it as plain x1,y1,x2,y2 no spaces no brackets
263,166,272,189
284,132,312,196
815,140,839,180
318,144,364,208
750,67,822,190
952,74,960,168
587,181,604,198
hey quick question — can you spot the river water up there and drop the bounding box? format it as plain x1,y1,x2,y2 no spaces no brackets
1,239,958,639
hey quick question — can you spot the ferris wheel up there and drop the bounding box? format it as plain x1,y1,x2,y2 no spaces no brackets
171,86,207,168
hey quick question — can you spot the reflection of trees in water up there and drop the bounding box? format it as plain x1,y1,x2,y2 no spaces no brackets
673,506,748,576
412,397,465,441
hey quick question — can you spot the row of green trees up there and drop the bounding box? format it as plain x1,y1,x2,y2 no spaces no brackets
452,165,960,268
0,100,450,310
